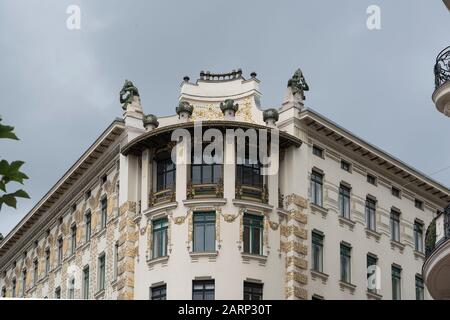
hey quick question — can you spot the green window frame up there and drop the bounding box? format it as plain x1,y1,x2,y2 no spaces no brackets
151,284,167,300
192,280,215,300
415,275,424,300
392,265,402,300
243,214,263,255
152,218,168,258
193,212,216,253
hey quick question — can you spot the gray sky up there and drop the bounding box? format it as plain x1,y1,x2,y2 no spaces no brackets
0,0,449,236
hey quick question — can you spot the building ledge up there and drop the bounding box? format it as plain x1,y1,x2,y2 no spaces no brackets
241,253,268,266
183,198,227,208
310,203,328,218
232,199,273,213
339,281,356,294
338,216,356,231
95,228,107,239
144,202,178,217
146,255,169,268
414,250,425,261
310,269,329,284
365,228,381,242
366,290,382,300
94,289,105,300
189,251,218,262
390,240,405,253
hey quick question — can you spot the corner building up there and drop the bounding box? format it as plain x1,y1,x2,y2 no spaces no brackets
0,70,448,300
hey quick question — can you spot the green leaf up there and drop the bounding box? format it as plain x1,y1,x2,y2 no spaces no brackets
10,189,30,199
0,123,19,140
0,194,17,209
0,180,5,192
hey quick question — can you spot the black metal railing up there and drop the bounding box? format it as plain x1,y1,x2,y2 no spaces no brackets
425,204,450,258
434,46,450,89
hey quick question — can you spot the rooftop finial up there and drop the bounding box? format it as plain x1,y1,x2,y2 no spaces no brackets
287,69,309,100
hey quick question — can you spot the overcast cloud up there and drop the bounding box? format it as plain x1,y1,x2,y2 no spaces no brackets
0,0,449,236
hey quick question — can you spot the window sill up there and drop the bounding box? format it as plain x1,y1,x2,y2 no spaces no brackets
183,198,227,207
146,255,169,268
390,240,405,253
241,253,268,266
414,250,425,260
94,289,105,300
189,251,218,262
66,253,76,263
310,269,329,284
79,241,90,252
365,228,381,242
310,203,328,218
52,265,62,273
144,201,178,217
339,281,356,294
366,290,382,300
232,199,273,212
95,228,107,239
338,216,355,231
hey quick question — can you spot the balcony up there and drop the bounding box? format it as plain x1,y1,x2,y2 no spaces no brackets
423,204,450,299
149,188,176,206
187,180,223,199
432,46,450,117
235,184,268,204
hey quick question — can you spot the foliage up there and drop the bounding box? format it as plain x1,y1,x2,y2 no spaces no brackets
0,116,29,210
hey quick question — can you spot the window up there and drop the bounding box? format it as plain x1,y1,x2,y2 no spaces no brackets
82,266,89,299
101,174,107,185
12,279,16,298
311,231,324,272
366,254,378,293
97,254,106,292
71,225,77,255
340,244,351,283
2,286,6,298
85,211,91,242
21,269,27,297
339,184,351,219
392,265,402,300
236,146,263,189
156,158,176,191
392,187,401,198
85,189,91,200
45,249,50,275
192,280,215,300
415,199,424,210
191,144,222,185
193,212,216,253
341,160,351,172
367,174,377,185
415,275,424,300
243,214,263,255
57,237,63,265
33,260,38,286
68,277,75,299
152,218,168,258
71,204,77,213
311,294,324,300
100,198,107,229
414,221,424,253
365,197,376,231
151,284,167,300
55,287,61,299
312,145,323,158
243,282,263,300
310,171,323,207
113,242,119,280
390,210,401,242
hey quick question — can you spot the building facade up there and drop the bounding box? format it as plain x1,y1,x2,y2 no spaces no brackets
0,69,449,300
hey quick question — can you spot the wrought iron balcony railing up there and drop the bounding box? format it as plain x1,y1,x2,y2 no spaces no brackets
235,184,268,204
425,204,450,258
149,187,176,206
434,46,450,90
186,180,224,199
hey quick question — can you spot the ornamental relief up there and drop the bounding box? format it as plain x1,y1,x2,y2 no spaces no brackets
190,98,255,123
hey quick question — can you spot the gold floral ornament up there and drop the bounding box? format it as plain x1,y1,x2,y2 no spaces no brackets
269,221,279,230
173,216,186,225
222,213,238,223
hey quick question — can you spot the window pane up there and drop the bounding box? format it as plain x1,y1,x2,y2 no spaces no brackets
205,224,215,252
194,224,204,252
